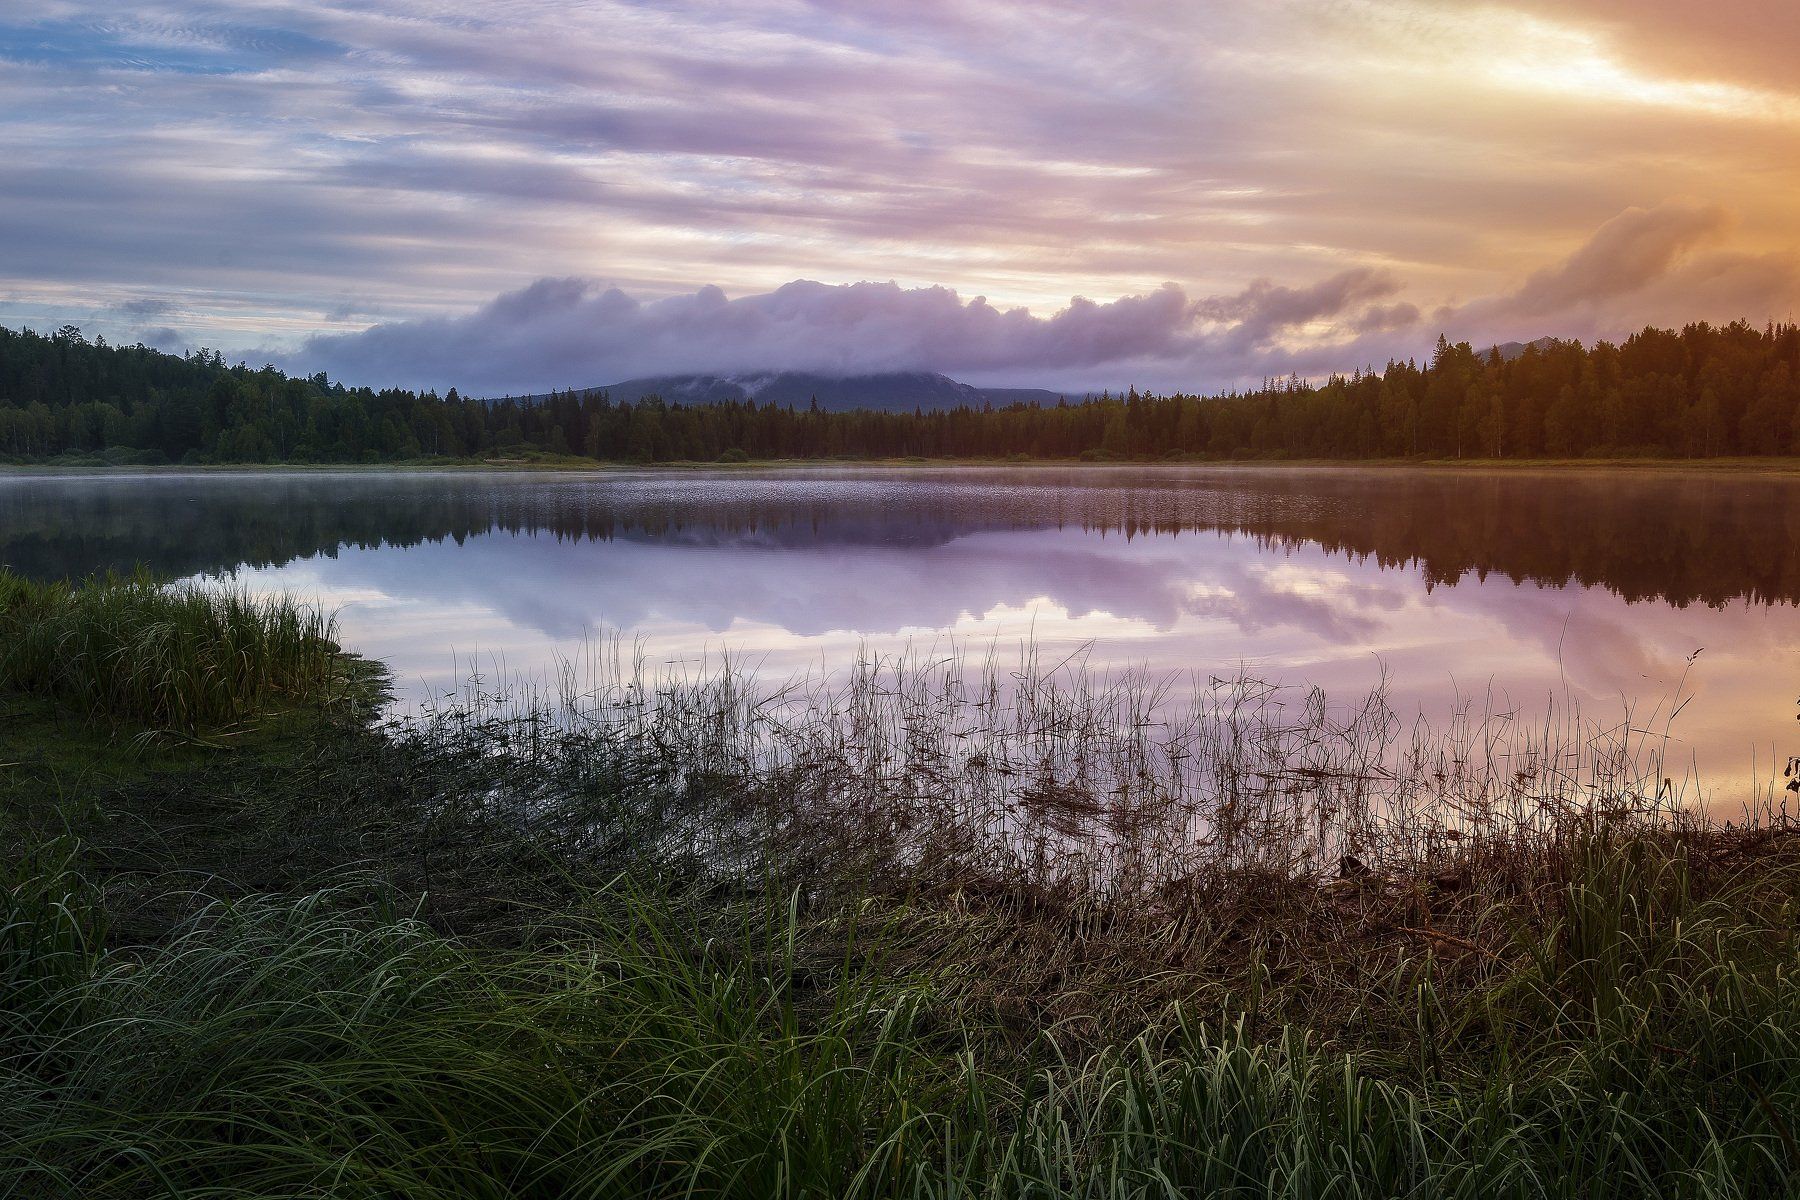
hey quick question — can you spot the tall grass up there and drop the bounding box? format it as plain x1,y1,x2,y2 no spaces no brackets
7,840,1800,1198
0,568,341,736
402,637,1706,906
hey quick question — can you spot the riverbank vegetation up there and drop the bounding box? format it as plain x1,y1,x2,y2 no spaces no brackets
6,576,1800,1196
4,319,1800,465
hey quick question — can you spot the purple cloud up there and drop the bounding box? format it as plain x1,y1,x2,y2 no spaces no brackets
286,199,1800,395
287,270,1421,394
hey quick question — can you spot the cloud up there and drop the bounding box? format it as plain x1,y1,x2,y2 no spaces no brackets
1441,200,1800,344
5,3,1800,364
288,278,1191,392
1193,269,1404,351
1476,0,1800,95
111,295,176,320
1461,201,1728,320
1352,302,1422,335
285,199,1800,394
287,269,1415,394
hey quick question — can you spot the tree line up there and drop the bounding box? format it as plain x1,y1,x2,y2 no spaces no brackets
3,319,1799,465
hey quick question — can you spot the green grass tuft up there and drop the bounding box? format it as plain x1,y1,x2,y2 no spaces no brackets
0,568,342,737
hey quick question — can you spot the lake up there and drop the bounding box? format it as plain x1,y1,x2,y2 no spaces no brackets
4,465,1798,803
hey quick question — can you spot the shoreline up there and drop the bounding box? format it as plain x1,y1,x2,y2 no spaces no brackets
10,454,1800,477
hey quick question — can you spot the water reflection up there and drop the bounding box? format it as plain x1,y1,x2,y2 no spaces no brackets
3,466,1797,796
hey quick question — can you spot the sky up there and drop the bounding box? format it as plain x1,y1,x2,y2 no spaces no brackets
2,1,1798,395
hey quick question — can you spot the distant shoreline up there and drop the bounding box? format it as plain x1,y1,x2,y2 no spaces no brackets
10,455,1800,477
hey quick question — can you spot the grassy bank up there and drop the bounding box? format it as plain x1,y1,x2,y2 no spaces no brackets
5,575,1800,1196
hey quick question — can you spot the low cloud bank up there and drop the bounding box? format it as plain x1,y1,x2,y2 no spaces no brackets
289,272,1397,396
287,202,1800,395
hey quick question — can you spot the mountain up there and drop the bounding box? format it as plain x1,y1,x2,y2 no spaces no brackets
497,371,1069,413
1486,336,1564,361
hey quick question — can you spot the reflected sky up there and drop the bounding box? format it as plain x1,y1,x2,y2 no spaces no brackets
4,466,1797,798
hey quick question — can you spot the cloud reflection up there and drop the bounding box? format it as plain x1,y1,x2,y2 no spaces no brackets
221,490,1795,797
3,466,1796,794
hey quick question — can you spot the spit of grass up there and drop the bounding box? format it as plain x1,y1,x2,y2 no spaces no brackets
0,568,343,739
8,608,1800,1195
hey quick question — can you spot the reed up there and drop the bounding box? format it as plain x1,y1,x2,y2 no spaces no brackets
0,568,342,736
395,637,1712,910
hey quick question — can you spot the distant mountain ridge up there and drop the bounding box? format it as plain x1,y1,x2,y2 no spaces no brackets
493,371,1069,413
1487,336,1565,361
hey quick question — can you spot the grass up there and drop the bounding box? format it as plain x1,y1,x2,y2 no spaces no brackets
6,573,1800,1196
0,568,347,739
8,840,1800,1197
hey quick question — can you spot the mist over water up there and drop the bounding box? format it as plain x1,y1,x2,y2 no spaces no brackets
4,465,1797,800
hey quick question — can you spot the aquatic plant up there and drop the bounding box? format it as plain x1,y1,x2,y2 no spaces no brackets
399,637,1714,904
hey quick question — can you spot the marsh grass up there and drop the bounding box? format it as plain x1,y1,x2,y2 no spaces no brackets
305,644,1773,1058
9,607,1800,1195
404,637,1711,906
0,568,343,737
8,837,1800,1198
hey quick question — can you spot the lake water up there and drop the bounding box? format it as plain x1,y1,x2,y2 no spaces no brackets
5,466,1798,802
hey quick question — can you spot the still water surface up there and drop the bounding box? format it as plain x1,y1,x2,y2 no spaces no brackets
4,466,1797,799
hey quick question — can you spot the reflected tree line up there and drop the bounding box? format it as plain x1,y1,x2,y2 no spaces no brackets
3,471,1798,608
3,321,1800,464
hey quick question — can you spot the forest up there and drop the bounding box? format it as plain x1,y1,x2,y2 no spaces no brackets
2,319,1799,464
